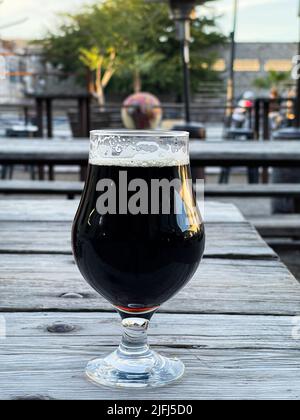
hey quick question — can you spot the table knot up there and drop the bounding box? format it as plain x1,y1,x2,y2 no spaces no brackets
47,323,76,334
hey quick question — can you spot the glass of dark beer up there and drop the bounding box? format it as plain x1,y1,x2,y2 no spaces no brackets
72,130,205,388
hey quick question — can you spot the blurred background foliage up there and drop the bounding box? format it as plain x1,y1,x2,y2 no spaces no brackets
253,70,291,93
41,0,225,103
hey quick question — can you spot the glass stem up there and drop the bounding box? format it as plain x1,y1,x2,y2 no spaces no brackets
118,318,151,357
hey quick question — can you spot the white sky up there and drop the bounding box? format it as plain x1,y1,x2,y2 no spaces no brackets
0,0,299,42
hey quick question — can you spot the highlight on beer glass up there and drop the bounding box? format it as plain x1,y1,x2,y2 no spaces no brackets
72,130,205,388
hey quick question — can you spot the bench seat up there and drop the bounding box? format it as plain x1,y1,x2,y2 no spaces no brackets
0,180,84,196
250,215,300,238
204,184,300,198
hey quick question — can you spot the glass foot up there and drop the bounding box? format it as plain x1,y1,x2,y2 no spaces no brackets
86,317,185,388
86,350,185,389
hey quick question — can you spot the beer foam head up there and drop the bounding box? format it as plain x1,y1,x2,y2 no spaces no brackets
89,130,189,167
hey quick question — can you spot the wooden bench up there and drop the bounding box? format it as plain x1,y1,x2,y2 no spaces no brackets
204,183,300,198
0,180,84,198
203,184,300,245
250,215,300,251
250,215,300,238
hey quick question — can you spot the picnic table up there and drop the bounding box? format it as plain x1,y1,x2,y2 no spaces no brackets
0,199,300,400
0,138,300,167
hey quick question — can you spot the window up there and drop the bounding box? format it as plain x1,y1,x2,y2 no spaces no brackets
264,60,292,72
234,59,261,72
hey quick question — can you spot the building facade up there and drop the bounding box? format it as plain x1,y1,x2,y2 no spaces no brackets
214,42,298,97
0,39,45,104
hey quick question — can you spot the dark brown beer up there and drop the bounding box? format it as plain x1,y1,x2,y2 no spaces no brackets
72,163,205,317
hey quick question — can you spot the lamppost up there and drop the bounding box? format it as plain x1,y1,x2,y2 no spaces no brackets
169,0,195,123
226,0,238,120
295,0,300,128
275,0,300,138
147,0,206,138
169,0,206,138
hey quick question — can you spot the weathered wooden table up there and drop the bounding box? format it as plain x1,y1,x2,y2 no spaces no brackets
1,138,300,167
0,200,300,400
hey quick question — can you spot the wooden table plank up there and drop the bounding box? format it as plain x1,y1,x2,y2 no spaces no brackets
0,254,297,315
0,221,277,259
1,312,297,350
0,312,300,400
1,138,300,167
0,200,245,223
4,348,300,400
0,138,88,165
189,140,300,167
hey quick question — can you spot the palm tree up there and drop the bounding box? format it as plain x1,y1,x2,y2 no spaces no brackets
253,70,291,93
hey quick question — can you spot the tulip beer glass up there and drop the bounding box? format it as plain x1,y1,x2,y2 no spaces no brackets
72,130,205,388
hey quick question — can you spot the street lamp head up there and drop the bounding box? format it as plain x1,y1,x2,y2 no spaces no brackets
169,0,196,20
145,0,205,20
169,0,204,20
145,0,207,128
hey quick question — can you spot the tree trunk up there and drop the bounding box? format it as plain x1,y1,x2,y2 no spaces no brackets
95,64,105,110
133,69,142,93
96,84,105,108
86,70,94,95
